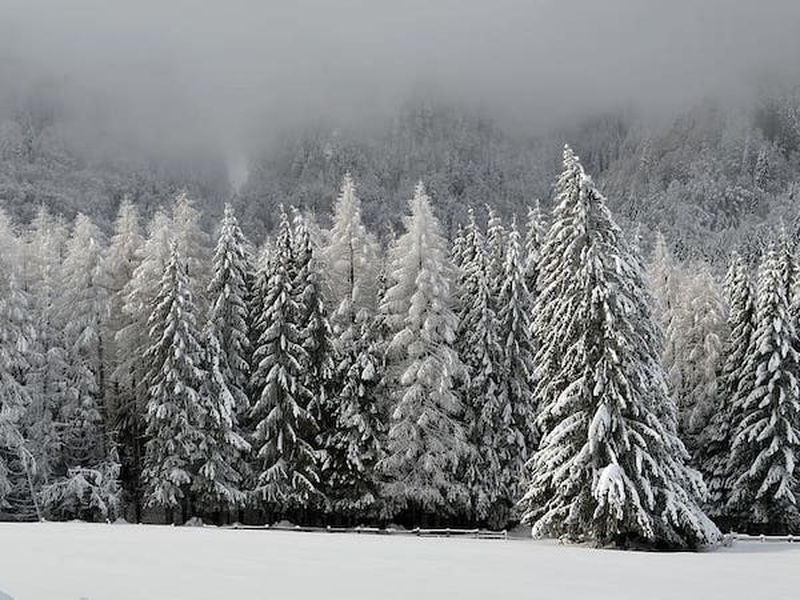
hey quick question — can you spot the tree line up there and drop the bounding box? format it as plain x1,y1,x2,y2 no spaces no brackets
1,147,798,548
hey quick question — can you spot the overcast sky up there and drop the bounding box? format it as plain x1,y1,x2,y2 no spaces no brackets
2,0,799,157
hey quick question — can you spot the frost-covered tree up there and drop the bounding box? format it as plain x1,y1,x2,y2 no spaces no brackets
207,204,253,417
696,252,754,520
249,208,322,514
142,244,207,521
379,182,467,519
665,266,728,451
20,207,68,498
0,268,37,519
520,147,720,549
322,307,385,520
104,199,143,442
44,215,121,520
322,173,380,315
171,191,212,314
496,219,537,491
292,211,334,432
115,210,172,518
453,210,511,525
648,232,680,332
524,200,547,295
485,206,507,303
727,243,800,533
192,324,250,517
320,175,384,518
57,215,108,468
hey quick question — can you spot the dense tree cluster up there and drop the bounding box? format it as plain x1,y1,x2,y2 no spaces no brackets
2,145,799,549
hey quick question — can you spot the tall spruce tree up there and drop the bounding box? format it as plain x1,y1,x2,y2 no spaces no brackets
104,199,143,448
520,147,720,549
142,244,207,521
697,251,754,520
321,175,384,519
0,268,37,520
524,200,547,296
727,242,800,533
454,210,511,525
496,219,538,495
115,210,172,519
379,182,467,519
249,208,322,514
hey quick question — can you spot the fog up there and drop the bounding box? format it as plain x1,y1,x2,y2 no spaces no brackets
2,0,799,158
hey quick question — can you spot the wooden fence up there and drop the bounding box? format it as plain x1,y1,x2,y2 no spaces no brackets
227,523,509,540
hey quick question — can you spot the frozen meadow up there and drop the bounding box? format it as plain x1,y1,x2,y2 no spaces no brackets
0,523,798,600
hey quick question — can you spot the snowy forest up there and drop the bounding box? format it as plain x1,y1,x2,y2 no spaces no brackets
2,123,800,549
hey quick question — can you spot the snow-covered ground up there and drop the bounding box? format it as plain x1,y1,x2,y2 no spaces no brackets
0,523,798,600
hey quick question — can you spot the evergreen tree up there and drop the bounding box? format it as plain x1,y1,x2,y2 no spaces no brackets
115,210,172,518
57,215,108,471
0,270,38,520
192,323,250,517
292,211,334,433
321,175,384,519
697,251,754,520
249,208,322,514
453,210,510,525
104,199,143,449
379,182,467,519
21,207,68,499
171,191,212,314
665,266,728,450
521,147,720,549
207,204,254,417
322,173,380,315
142,244,207,521
496,219,537,493
42,215,121,520
727,243,800,533
524,200,547,296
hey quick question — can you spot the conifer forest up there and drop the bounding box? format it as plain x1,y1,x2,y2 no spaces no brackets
2,2,800,568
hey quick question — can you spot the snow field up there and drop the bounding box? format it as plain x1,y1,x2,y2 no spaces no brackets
1,523,799,600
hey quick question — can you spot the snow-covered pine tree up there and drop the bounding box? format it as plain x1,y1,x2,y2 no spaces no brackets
0,259,38,520
727,242,800,533
171,191,212,314
520,146,720,549
379,182,467,520
321,175,384,519
696,251,754,521
322,173,380,316
496,219,537,499
195,203,255,517
142,243,207,522
648,231,680,332
20,207,69,504
207,203,254,419
249,208,322,515
292,210,334,434
453,210,510,526
485,206,507,298
666,266,728,452
45,214,121,520
192,323,250,518
524,200,547,296
115,210,172,518
104,199,143,448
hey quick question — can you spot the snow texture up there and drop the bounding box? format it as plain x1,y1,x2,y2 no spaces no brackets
0,523,798,600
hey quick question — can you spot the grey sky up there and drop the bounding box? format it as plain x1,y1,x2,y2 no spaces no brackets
2,0,799,156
